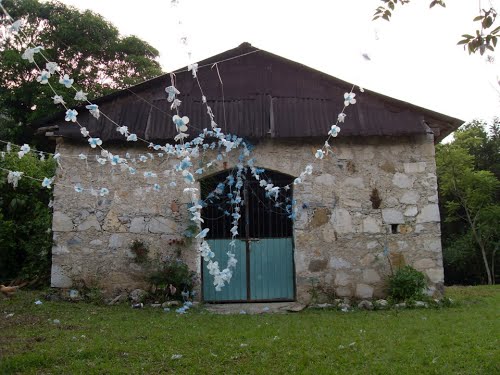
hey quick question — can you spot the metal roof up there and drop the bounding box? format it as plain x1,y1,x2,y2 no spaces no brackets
42,43,464,142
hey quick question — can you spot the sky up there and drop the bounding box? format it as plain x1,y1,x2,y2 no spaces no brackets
55,0,500,126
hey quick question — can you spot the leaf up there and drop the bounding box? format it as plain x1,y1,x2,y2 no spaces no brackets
473,15,484,22
483,16,493,29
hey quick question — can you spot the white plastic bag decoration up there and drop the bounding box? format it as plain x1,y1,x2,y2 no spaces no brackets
7,171,23,188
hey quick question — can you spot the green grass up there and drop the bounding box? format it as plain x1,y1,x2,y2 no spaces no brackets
1,286,498,374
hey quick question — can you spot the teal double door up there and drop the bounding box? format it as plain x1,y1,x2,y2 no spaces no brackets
201,170,295,302
202,238,295,302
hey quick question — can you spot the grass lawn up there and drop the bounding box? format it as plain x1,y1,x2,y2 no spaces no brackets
0,286,498,374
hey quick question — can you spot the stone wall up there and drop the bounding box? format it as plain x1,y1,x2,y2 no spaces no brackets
50,133,444,302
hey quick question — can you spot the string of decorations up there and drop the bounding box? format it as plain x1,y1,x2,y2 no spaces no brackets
0,0,361,292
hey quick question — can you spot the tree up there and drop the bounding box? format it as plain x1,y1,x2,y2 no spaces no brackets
436,122,500,285
0,0,163,144
374,1,500,55
0,0,163,283
0,152,56,283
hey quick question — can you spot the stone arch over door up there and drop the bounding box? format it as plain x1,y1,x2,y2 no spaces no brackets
199,168,296,302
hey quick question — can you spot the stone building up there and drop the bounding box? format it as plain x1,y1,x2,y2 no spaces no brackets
41,43,462,303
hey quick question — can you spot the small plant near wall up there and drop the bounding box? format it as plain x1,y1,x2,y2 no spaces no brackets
130,240,149,264
388,265,426,302
148,257,197,302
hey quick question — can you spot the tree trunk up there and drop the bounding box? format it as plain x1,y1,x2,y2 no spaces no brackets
464,207,493,285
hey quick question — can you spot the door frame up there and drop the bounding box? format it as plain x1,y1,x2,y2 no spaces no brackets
200,169,297,303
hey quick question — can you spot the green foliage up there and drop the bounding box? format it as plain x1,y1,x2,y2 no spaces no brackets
0,0,163,144
0,149,55,283
436,120,499,285
388,266,426,302
374,1,499,55
148,257,196,302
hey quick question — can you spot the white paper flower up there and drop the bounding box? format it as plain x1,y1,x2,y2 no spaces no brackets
74,90,87,101
59,74,74,88
171,98,182,110
315,149,325,159
80,127,89,137
328,125,341,137
85,104,100,119
88,137,102,148
188,63,198,78
337,113,346,123
127,133,138,142
7,171,23,188
42,177,54,189
165,85,180,102
65,109,78,122
117,126,128,135
52,95,65,105
343,92,356,106
46,62,59,74
21,46,44,63
36,70,50,84
9,19,24,33
172,115,189,133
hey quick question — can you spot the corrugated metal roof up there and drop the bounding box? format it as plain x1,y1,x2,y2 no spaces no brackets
43,43,463,142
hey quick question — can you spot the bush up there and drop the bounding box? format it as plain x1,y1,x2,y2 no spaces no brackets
148,257,196,302
0,150,55,284
388,266,427,302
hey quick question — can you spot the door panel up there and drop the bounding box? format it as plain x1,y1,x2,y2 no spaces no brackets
200,169,295,302
202,239,247,302
249,238,294,300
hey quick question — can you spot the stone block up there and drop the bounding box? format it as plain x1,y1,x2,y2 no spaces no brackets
400,191,420,205
89,239,103,247
379,160,396,173
425,268,444,283
309,208,330,228
392,173,414,188
103,210,127,232
360,253,376,267
382,209,404,224
77,215,101,231
404,162,426,174
52,244,69,255
129,217,147,233
148,217,176,234
331,208,353,233
314,174,335,186
355,284,374,299
52,212,74,232
109,234,125,249
309,258,328,272
404,206,418,217
334,271,351,286
343,177,364,189
362,269,381,283
50,264,72,288
428,194,439,203
416,204,440,223
398,224,413,234
423,238,442,252
330,257,351,270
335,286,352,297
362,216,381,233
414,258,435,270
